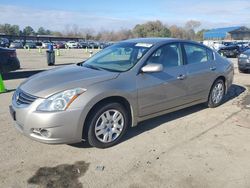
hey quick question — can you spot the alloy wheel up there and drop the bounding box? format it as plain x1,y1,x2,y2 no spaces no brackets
94,109,124,143
211,82,224,104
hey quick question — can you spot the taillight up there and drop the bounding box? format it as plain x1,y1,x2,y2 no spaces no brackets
9,51,17,58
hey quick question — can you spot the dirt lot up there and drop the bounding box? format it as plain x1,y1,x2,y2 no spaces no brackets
0,49,250,188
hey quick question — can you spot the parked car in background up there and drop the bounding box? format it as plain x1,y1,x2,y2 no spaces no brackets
238,49,250,73
218,45,239,58
51,42,57,49
24,41,37,49
103,41,115,48
212,42,225,51
42,41,50,49
79,41,88,48
9,41,23,49
222,41,235,46
237,42,250,53
54,41,65,49
10,38,234,148
35,41,43,48
236,41,250,48
65,41,79,48
0,47,20,73
87,41,99,49
0,38,10,48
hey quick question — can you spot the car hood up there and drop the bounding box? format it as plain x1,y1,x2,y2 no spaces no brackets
20,64,119,98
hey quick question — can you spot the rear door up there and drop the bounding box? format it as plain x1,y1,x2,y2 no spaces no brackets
137,43,188,117
182,43,217,101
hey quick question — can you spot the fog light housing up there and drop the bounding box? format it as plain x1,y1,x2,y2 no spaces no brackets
31,128,51,138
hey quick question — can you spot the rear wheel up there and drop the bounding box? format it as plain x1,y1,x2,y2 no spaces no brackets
207,79,225,108
87,103,129,148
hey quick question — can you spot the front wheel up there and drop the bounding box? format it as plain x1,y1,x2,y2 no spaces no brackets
87,103,129,148
206,79,225,108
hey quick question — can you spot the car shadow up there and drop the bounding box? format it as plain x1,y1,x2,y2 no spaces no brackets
69,141,92,149
2,70,45,80
70,84,246,149
122,104,206,143
222,84,246,104
122,84,246,144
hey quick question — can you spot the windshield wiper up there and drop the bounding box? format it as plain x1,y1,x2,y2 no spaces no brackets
83,64,122,72
97,67,122,72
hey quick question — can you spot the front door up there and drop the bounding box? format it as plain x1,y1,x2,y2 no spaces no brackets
137,43,188,117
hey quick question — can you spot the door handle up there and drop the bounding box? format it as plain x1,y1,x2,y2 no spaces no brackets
210,67,216,71
177,74,186,80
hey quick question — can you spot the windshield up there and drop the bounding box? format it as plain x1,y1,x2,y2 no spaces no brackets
82,42,153,72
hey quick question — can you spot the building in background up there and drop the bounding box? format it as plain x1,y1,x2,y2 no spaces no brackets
204,26,250,40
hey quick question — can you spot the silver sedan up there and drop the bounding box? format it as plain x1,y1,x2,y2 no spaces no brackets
10,38,234,148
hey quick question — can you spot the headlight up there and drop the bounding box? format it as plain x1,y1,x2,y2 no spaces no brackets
36,88,86,112
239,54,248,58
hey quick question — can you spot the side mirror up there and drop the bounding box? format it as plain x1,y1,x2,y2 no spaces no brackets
141,63,163,73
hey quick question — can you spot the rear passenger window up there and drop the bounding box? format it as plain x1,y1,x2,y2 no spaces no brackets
184,44,208,64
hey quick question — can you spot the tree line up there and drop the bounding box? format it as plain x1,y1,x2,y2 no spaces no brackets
0,20,208,41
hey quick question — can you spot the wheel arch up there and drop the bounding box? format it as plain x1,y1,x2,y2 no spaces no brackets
82,96,133,140
215,75,226,92
207,75,226,100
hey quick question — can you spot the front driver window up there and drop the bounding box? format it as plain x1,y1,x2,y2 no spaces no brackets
147,43,182,68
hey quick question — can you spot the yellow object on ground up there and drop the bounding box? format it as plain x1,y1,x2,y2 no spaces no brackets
56,49,60,56
89,50,93,57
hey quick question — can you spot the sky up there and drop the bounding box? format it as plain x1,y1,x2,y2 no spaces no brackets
0,0,250,32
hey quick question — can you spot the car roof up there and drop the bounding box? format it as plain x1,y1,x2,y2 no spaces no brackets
121,38,202,46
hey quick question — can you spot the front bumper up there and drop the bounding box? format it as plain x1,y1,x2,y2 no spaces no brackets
10,97,84,144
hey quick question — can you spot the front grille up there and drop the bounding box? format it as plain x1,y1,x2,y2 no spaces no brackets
15,89,37,105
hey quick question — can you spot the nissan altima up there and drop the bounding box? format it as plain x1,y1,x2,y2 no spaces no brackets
10,38,234,148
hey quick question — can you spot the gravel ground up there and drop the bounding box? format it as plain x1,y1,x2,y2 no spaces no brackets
0,49,250,188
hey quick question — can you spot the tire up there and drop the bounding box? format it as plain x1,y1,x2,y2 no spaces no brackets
86,102,129,148
206,79,225,108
